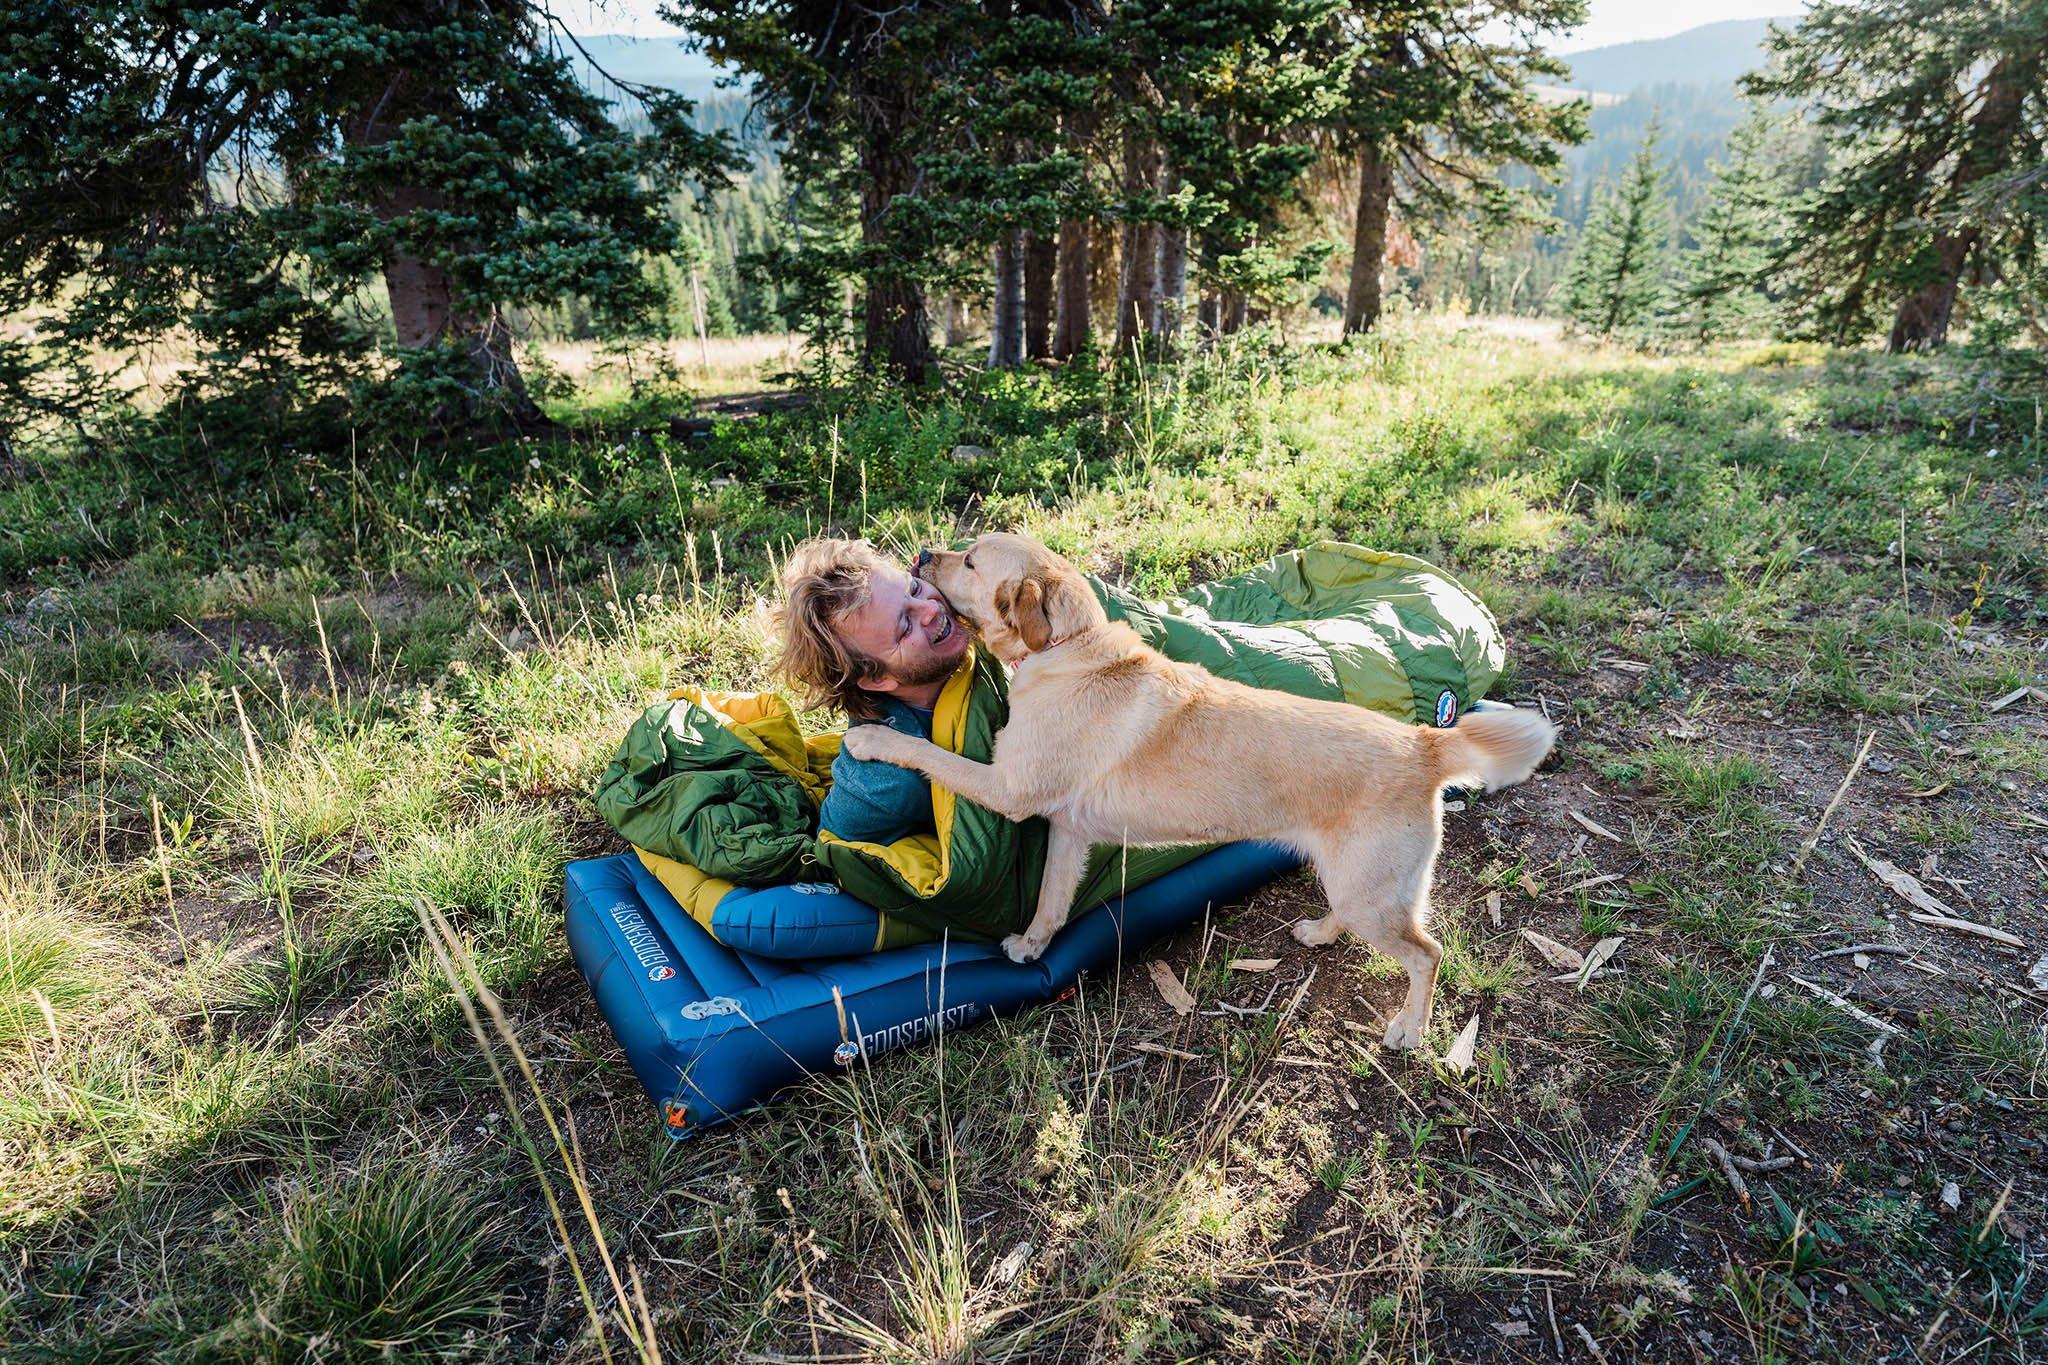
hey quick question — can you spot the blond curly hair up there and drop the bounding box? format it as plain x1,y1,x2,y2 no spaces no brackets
771,537,896,720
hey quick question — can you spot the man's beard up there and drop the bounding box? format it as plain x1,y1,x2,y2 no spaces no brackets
891,632,964,689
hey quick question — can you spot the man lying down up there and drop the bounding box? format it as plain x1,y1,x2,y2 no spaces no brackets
739,535,1513,948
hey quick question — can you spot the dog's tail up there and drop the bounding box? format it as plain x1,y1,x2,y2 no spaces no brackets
1431,706,1557,792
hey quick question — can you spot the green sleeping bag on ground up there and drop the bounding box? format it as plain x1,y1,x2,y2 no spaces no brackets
595,541,1504,945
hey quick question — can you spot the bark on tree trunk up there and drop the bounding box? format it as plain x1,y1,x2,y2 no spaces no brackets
1218,289,1247,335
858,82,935,384
1888,233,1976,352
1343,142,1394,336
1023,229,1057,359
1053,219,1093,358
349,77,544,427
1887,56,2028,353
1155,163,1188,348
988,229,1026,368
1115,131,1163,355
935,294,975,347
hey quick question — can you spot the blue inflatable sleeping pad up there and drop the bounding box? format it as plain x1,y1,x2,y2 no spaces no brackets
564,840,1300,1135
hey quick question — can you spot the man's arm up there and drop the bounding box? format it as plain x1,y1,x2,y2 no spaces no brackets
838,725,1046,823
819,721,935,845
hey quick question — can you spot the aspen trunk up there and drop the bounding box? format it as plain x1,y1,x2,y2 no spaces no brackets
1155,164,1188,347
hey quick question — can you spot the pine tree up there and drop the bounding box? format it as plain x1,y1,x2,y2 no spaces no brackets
1744,0,2046,350
1128,0,1352,342
688,0,971,383
1672,108,1789,342
1331,0,1587,336
0,0,737,433
1563,123,1674,335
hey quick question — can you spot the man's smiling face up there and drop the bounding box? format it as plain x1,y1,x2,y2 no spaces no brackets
836,561,968,697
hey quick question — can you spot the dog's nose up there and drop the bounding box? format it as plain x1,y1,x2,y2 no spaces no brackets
913,548,934,578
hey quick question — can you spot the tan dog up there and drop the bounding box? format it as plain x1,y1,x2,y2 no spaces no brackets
839,533,1557,1050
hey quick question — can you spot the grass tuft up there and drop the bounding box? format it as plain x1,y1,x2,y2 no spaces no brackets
236,1155,510,1359
0,831,113,1051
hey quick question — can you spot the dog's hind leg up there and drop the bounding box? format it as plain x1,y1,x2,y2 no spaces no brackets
1317,841,1443,1052
1290,913,1346,947
1372,916,1442,1052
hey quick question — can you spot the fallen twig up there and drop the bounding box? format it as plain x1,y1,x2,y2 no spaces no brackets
1813,943,1913,961
1729,1152,1796,1174
1987,685,2045,712
1794,730,1875,873
1844,837,2026,947
1699,1135,1751,1205
1786,974,1903,1036
1568,808,1623,842
1768,1124,1814,1164
1787,971,1902,1067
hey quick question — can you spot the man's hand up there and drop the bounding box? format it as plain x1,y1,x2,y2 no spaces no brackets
840,724,923,767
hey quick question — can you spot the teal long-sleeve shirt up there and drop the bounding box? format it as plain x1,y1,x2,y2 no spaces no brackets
818,698,936,845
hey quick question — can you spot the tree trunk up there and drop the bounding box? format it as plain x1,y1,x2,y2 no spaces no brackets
1155,163,1188,347
349,77,544,427
1023,230,1057,359
1053,219,1093,358
1115,128,1163,355
1155,229,1187,344
1343,142,1394,336
858,81,934,383
1888,233,1976,352
988,229,1027,368
935,293,976,347
1219,289,1247,335
1887,56,2027,353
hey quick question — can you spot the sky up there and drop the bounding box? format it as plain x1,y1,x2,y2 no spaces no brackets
560,0,1805,50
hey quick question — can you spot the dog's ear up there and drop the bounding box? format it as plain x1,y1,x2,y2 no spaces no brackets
996,577,1053,652
1033,568,1089,645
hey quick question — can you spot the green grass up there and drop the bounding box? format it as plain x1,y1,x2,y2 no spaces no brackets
221,1154,512,1360
0,844,112,1051
1,323,2042,1358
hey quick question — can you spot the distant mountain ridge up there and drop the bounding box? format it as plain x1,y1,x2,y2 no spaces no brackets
558,32,737,101
563,19,1792,105
1560,18,1791,96
562,19,1793,234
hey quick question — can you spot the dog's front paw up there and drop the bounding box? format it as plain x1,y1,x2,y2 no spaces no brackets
1001,933,1046,964
840,725,906,764
1381,1014,1424,1052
